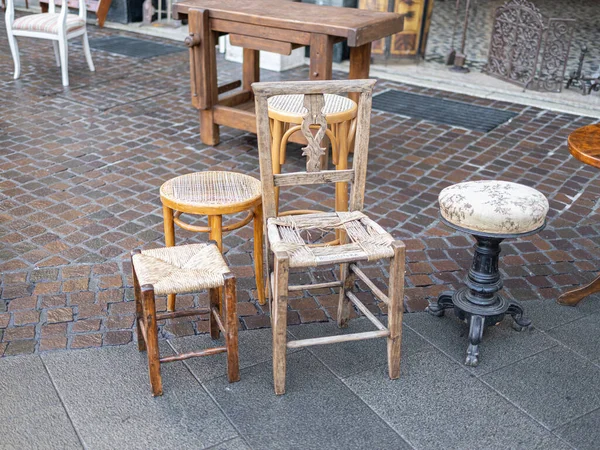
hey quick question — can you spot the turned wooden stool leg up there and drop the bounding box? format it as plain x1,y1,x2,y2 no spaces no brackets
271,120,283,214
163,205,177,312
209,214,224,311
387,241,405,379
141,284,162,396
337,262,355,328
335,120,350,243
209,287,220,340
254,203,266,305
224,273,240,382
272,252,289,395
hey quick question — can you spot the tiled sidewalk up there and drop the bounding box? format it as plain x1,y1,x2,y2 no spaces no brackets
2,298,600,449
1,13,600,358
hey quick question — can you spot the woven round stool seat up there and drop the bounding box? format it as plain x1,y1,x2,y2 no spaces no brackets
438,180,549,236
268,94,357,124
160,171,261,212
132,243,230,296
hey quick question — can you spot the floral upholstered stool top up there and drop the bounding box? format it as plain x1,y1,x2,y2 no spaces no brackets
428,180,549,366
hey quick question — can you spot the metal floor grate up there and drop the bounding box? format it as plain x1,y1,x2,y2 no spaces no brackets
88,36,186,59
372,89,518,132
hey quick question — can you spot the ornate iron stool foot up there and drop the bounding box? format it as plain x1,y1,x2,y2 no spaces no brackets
430,181,549,366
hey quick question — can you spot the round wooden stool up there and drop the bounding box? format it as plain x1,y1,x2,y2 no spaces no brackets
268,93,357,214
160,171,265,308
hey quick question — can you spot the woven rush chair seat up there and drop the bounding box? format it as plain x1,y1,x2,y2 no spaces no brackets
160,171,262,211
268,211,394,268
132,243,230,295
131,242,239,396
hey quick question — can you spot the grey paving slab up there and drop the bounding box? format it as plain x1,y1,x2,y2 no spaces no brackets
170,328,299,383
344,349,568,450
554,407,600,450
0,406,82,449
206,437,251,450
41,343,239,450
482,346,600,430
520,299,589,332
572,294,600,316
0,354,64,418
0,354,82,449
204,350,411,450
547,314,600,364
404,310,559,375
288,317,432,379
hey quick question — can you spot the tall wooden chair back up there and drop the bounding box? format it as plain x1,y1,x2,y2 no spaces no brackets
252,79,376,222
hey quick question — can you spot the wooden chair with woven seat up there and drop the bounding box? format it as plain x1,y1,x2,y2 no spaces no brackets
160,171,265,309
268,93,357,215
131,242,239,396
253,79,406,395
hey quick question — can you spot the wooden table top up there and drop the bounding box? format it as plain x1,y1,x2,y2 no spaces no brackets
173,0,404,47
569,123,600,169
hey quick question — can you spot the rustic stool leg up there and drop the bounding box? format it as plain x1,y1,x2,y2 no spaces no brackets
253,203,266,305
272,252,289,395
131,252,146,352
387,241,405,380
209,287,220,340
223,273,240,383
163,205,177,312
141,285,163,396
335,120,350,242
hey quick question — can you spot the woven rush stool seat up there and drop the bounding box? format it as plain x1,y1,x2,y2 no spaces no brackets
268,211,394,268
428,180,549,366
268,93,357,216
160,171,265,308
131,243,239,396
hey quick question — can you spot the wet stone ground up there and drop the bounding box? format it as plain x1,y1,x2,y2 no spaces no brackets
0,11,599,357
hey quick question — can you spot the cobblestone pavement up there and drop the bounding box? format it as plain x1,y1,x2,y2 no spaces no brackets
426,0,600,76
1,12,599,357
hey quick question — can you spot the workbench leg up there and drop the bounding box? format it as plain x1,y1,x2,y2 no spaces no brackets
309,34,333,80
242,48,260,91
348,43,371,103
200,30,220,146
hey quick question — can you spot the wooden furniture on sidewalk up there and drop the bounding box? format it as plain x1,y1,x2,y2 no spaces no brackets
268,93,357,216
558,123,600,306
131,243,239,396
5,0,95,87
174,0,404,146
253,79,406,395
39,0,113,28
160,171,266,307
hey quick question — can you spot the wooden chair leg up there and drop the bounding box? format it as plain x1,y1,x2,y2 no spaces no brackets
253,203,266,305
163,204,177,312
224,273,240,383
387,241,406,380
7,32,20,80
209,287,220,340
141,284,163,396
337,263,355,328
209,215,224,311
272,251,289,395
131,251,146,352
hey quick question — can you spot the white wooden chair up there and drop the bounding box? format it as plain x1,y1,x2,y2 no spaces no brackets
253,79,406,395
5,0,95,87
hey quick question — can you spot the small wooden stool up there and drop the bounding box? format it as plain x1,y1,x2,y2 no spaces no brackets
268,94,357,214
160,171,265,307
131,243,239,396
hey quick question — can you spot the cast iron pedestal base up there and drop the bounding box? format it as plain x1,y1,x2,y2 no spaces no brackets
427,235,531,366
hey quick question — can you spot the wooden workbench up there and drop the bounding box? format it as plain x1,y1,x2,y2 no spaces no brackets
173,0,404,145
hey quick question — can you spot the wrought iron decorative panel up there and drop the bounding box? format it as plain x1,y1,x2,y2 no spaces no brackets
533,18,576,92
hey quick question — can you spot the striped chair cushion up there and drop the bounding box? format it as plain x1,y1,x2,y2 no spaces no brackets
12,13,86,34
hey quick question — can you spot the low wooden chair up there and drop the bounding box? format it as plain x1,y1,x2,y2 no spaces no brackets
252,79,406,395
